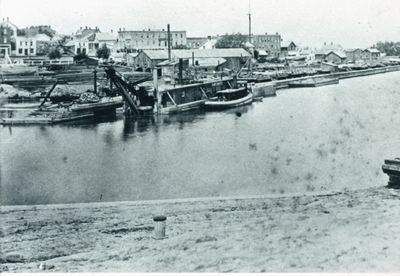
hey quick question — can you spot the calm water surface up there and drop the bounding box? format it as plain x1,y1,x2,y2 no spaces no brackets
1,71,399,205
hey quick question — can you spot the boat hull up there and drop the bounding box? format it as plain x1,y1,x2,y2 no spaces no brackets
160,99,206,114
205,93,253,110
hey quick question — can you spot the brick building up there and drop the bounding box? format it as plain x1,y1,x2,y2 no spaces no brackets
252,32,282,57
117,29,187,51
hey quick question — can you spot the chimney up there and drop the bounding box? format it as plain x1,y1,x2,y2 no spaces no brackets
324,42,326,46
111,29,113,33
331,42,333,46
119,28,121,32
207,35,211,40
80,26,82,30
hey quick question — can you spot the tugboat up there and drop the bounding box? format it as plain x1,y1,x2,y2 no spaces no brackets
205,82,253,110
382,158,400,188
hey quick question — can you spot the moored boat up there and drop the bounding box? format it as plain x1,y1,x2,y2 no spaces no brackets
205,85,253,110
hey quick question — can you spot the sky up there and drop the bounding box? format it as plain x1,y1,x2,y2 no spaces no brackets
0,0,399,49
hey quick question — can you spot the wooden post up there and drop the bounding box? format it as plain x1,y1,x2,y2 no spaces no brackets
93,69,97,95
178,59,183,85
153,68,161,114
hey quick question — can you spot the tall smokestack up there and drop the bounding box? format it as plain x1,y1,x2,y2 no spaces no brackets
167,24,171,61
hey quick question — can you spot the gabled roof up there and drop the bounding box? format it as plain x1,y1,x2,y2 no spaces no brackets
326,51,347,59
173,48,251,59
257,50,268,56
142,50,170,60
281,41,296,48
194,57,226,67
141,48,251,61
65,40,75,47
364,48,380,53
314,50,328,56
345,48,362,53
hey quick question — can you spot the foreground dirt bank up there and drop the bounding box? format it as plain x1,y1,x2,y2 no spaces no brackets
1,186,399,272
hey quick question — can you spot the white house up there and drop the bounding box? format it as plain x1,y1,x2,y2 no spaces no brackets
67,32,117,57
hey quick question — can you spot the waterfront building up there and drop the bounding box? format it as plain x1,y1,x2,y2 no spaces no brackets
66,27,117,57
134,48,251,71
187,37,209,49
0,18,18,58
15,36,37,56
117,29,187,51
345,48,363,62
187,36,220,49
280,41,297,57
252,32,282,57
361,48,381,61
324,51,347,64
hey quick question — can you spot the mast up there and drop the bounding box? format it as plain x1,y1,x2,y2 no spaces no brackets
248,0,252,43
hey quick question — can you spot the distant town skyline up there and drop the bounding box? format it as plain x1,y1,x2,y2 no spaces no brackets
1,0,399,49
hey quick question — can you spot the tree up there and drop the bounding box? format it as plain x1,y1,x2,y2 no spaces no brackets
96,44,111,60
48,48,62,59
74,52,88,62
373,41,400,56
215,33,248,49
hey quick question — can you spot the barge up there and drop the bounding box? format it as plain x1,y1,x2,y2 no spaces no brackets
288,78,339,88
1,97,123,125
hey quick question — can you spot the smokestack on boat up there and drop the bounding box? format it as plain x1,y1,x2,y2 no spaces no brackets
167,24,171,61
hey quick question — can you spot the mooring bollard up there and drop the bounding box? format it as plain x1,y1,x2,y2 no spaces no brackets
153,215,167,239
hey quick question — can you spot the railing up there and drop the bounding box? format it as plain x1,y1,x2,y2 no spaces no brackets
24,60,74,66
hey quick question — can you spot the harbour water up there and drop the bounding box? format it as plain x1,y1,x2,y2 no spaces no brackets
1,71,399,205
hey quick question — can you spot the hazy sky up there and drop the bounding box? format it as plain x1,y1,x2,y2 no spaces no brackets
0,0,399,48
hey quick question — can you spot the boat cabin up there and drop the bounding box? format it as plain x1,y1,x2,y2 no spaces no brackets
216,86,248,101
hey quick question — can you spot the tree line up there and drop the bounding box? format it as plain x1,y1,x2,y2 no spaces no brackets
373,41,400,56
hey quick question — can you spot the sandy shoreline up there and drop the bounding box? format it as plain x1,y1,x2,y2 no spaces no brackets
1,186,400,272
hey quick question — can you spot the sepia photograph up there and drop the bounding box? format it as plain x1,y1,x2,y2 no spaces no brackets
0,0,400,273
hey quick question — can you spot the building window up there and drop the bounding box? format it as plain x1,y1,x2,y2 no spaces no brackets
3,37,6,43
30,41,33,46
25,41,28,46
3,28,6,35
30,48,34,54
20,41,22,46
18,49,22,54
